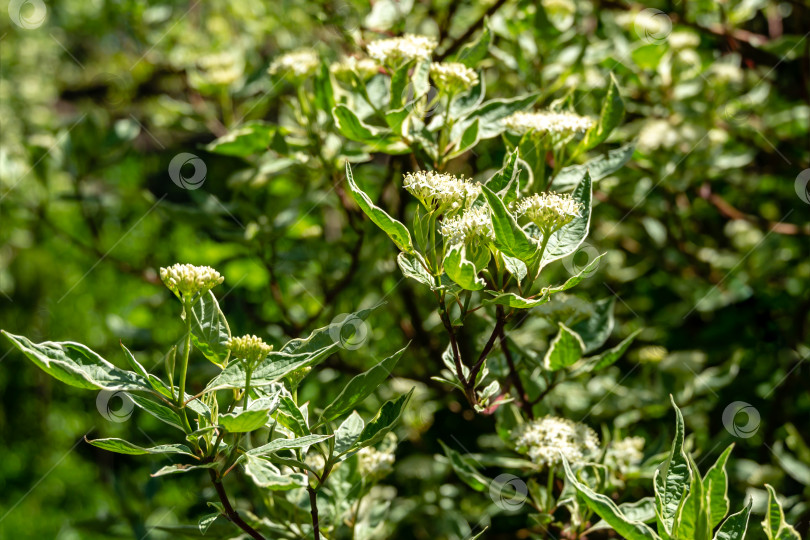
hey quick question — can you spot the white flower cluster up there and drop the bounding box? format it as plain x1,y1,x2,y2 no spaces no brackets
366,34,437,65
513,416,599,467
357,445,395,479
305,452,326,474
330,56,379,80
440,205,494,245
227,334,273,364
606,436,645,473
197,52,243,85
504,111,594,136
403,171,481,212
268,49,319,79
160,263,224,300
429,62,478,93
512,192,583,232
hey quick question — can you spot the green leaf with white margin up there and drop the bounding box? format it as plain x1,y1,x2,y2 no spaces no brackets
86,437,195,456
248,434,333,457
397,252,436,288
439,440,490,492
243,454,308,490
276,396,310,437
346,162,415,254
152,462,219,477
587,497,657,532
2,331,151,391
319,345,408,424
486,148,519,192
543,323,585,371
128,393,184,430
449,117,480,158
675,455,711,540
198,512,220,534
575,74,625,154
190,290,231,368
120,342,172,397
333,105,399,149
282,305,380,355
704,444,734,529
482,185,538,263
354,388,413,449
586,329,642,371
444,245,485,291
482,291,551,309
562,457,661,540
541,171,592,265
763,484,801,540
453,19,492,67
334,411,365,456
713,499,752,540
219,408,271,433
543,253,605,294
553,142,636,191
502,253,527,283
205,121,276,157
571,297,615,354
655,397,691,536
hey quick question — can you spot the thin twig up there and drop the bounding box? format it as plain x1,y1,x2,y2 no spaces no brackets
208,469,266,540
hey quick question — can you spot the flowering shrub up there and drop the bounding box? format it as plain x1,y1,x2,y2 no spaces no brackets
2,1,808,539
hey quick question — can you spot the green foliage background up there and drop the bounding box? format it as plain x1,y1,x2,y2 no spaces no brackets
1,0,808,538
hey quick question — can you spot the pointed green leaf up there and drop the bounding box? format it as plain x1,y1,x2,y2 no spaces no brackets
444,246,485,291
355,389,413,448
2,331,150,391
151,462,218,477
713,499,752,540
346,163,414,254
482,184,537,262
453,20,492,67
656,397,691,535
334,411,365,456
190,290,231,368
704,445,734,529
439,440,490,492
571,297,615,353
243,455,308,490
576,73,624,153
248,434,333,457
541,171,592,265
87,437,194,456
553,142,635,191
544,323,585,371
219,408,271,433
763,484,801,540
562,457,661,540
586,329,642,371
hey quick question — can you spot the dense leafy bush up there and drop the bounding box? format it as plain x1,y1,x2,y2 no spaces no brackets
1,1,808,539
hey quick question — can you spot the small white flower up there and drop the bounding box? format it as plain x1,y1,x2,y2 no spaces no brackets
429,62,478,93
227,334,273,364
709,62,743,84
504,111,594,136
357,445,395,479
330,56,379,80
439,205,494,245
160,263,224,300
513,416,599,468
668,31,699,50
196,52,244,85
366,34,437,65
512,192,583,232
606,436,645,473
403,170,481,212
268,49,319,79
